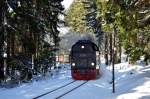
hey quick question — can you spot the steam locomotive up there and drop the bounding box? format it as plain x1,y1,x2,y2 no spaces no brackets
70,40,100,80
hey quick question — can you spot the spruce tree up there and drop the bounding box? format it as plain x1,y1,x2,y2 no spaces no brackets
82,0,103,47
0,0,64,83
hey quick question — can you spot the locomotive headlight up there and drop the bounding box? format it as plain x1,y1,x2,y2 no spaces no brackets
81,45,85,49
72,63,75,66
91,62,95,66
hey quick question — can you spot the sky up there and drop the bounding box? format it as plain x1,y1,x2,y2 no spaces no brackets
58,0,74,35
62,0,74,10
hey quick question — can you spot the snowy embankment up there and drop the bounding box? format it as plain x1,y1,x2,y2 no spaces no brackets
115,64,150,99
0,64,72,99
59,62,150,99
0,60,150,99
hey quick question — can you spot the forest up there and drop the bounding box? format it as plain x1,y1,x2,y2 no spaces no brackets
0,0,149,87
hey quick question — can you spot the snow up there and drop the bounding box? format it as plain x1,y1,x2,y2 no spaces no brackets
39,81,86,99
0,59,150,99
0,66,72,99
58,27,70,36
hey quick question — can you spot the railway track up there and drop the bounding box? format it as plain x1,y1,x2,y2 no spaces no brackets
55,81,88,99
33,80,88,99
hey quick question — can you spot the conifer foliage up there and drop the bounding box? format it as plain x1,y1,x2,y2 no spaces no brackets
82,0,103,47
65,0,149,64
0,0,64,85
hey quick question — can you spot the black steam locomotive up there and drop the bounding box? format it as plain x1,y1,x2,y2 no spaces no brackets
70,40,100,80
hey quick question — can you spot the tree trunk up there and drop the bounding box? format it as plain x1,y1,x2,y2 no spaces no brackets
11,32,15,56
105,33,108,65
0,1,4,80
113,24,117,64
109,33,113,65
118,42,121,63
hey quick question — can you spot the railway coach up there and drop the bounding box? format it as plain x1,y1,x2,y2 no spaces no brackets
70,40,100,80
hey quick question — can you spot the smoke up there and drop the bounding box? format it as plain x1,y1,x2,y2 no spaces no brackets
59,32,96,54
80,33,95,42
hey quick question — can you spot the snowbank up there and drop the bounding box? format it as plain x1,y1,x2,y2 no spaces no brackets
0,61,150,99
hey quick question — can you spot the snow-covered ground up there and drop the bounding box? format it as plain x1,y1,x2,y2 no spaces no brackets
0,59,150,99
